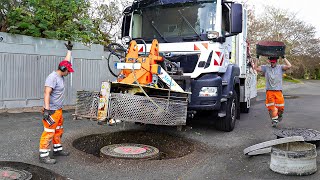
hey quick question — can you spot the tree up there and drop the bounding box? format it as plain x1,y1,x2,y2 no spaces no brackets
0,0,25,32
89,0,131,43
1,0,108,45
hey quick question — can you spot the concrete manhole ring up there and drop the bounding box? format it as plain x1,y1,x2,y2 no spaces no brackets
0,167,32,180
100,143,160,160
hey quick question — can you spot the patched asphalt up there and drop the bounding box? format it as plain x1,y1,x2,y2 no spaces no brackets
0,80,320,180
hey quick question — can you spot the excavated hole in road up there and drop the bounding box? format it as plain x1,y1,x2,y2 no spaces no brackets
73,130,195,160
0,161,66,180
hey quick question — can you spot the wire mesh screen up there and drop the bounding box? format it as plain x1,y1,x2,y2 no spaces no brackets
75,91,100,119
108,93,188,126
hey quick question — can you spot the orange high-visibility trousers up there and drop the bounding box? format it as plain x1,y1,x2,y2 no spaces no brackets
265,90,285,119
39,109,64,158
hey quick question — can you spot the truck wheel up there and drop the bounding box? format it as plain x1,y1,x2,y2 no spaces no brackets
215,91,237,132
240,101,250,113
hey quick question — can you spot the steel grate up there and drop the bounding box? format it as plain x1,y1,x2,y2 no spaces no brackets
75,91,100,119
108,93,188,126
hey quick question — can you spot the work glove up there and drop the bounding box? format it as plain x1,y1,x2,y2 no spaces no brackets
65,41,73,51
43,109,55,126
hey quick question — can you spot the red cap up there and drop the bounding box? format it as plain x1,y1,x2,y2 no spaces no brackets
269,59,277,63
59,60,74,72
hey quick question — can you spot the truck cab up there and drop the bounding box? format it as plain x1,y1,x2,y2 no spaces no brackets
120,0,257,131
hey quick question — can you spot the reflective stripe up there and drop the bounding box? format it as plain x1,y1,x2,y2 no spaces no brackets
53,147,63,151
56,126,63,129
266,103,275,107
275,103,285,106
44,127,55,132
40,152,49,157
39,149,49,152
53,144,62,147
272,116,279,120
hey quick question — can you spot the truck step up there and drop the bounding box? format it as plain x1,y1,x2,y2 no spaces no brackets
218,112,226,117
222,81,228,86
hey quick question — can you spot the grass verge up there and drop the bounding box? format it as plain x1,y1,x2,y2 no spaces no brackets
257,76,302,89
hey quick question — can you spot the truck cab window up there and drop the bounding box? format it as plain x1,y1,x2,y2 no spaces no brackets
121,15,131,37
130,1,217,42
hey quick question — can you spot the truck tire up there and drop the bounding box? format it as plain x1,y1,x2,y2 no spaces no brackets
215,91,237,132
240,101,250,113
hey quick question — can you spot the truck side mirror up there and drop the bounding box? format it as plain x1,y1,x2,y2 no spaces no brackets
230,3,243,34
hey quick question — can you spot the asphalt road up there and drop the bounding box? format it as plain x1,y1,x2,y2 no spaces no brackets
0,80,320,180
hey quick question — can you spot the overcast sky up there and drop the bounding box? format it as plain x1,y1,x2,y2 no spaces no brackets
246,0,320,37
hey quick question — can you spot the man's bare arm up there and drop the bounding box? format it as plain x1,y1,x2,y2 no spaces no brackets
44,86,52,109
64,51,72,62
251,58,262,72
282,57,292,71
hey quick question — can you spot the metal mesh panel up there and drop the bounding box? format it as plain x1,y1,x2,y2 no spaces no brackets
75,91,99,119
109,93,187,126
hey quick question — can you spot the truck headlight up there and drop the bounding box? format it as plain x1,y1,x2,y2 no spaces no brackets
199,87,218,97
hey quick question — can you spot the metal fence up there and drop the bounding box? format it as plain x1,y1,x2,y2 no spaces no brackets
0,32,116,109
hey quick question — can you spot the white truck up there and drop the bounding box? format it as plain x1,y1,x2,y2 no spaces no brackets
117,0,257,132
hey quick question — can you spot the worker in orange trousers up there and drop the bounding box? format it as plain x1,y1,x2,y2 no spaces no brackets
39,41,74,164
252,56,292,127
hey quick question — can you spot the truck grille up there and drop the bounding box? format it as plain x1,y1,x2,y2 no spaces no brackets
168,54,199,73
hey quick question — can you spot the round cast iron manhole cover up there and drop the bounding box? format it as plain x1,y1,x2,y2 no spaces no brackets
274,128,320,142
100,143,160,160
283,95,299,99
0,167,32,180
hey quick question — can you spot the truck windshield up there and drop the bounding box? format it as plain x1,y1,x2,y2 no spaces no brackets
131,1,217,43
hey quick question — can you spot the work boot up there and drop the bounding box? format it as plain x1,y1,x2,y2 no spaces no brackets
53,150,70,156
271,119,279,128
39,156,56,164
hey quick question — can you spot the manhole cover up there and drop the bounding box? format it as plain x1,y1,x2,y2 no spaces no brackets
274,128,320,145
0,161,66,179
283,95,299,99
0,167,32,180
100,143,160,160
